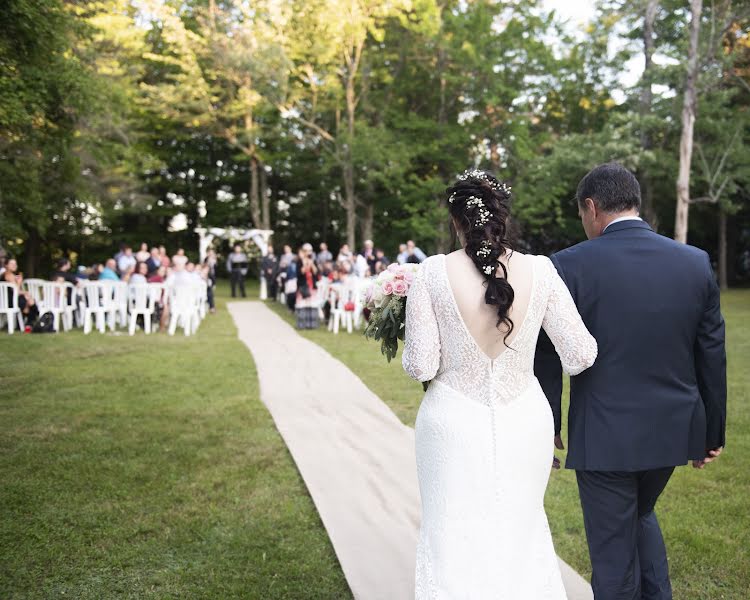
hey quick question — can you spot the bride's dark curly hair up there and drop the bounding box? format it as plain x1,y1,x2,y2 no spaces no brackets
446,169,515,337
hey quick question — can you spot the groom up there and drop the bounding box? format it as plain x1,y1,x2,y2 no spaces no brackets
535,163,727,600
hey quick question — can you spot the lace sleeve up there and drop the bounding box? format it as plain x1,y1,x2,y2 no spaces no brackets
541,257,598,376
403,261,440,382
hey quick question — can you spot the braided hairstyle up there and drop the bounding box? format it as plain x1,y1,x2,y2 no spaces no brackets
446,169,515,338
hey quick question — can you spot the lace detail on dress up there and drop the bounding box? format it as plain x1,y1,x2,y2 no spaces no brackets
403,254,597,405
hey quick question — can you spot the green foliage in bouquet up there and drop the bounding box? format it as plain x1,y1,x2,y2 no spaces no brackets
363,296,407,362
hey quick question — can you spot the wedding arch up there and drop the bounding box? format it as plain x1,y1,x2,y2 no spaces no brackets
195,227,274,300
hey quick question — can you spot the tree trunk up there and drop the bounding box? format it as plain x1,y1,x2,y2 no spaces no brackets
674,0,703,244
25,228,40,277
640,0,659,229
260,162,270,230
343,52,358,250
718,204,728,290
343,161,357,249
360,202,374,244
249,155,262,229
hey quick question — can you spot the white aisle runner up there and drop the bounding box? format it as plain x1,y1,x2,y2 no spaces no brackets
228,301,593,600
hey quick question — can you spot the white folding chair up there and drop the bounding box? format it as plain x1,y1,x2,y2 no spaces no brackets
329,282,356,334
82,282,113,334
37,281,67,332
316,278,330,320
112,281,129,327
168,284,199,336
22,278,45,304
61,282,78,331
127,283,157,335
0,282,25,334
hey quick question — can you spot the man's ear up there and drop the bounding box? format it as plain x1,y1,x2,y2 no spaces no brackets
584,197,597,218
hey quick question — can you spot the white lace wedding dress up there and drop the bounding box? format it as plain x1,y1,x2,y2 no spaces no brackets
403,254,597,600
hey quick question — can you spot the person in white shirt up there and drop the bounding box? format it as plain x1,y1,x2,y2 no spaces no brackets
117,247,136,275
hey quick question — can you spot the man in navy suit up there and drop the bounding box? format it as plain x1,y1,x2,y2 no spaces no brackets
535,163,727,600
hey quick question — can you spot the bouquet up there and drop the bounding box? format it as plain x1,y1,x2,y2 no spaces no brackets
362,263,420,362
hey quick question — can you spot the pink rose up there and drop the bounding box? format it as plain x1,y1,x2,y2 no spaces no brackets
393,280,407,296
387,263,399,273
403,270,415,284
382,280,394,295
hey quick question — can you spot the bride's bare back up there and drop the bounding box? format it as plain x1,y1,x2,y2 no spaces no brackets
444,249,534,360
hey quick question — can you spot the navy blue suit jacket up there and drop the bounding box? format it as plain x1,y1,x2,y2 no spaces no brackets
534,220,727,471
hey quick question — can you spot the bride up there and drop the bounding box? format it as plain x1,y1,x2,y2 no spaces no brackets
403,170,598,599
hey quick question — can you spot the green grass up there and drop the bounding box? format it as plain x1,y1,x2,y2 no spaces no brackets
0,282,352,599
267,289,750,600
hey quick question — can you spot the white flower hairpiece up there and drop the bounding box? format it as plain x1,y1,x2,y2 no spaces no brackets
457,169,512,195
476,240,492,258
483,265,494,275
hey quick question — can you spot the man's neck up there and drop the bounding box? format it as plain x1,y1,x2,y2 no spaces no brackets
601,211,641,234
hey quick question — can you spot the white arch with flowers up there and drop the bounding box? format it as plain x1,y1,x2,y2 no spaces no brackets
195,227,274,300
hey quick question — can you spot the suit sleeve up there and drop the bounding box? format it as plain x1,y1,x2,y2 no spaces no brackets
695,253,727,450
534,254,565,435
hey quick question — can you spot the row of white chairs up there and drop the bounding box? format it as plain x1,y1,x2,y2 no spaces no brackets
275,277,370,335
0,279,208,336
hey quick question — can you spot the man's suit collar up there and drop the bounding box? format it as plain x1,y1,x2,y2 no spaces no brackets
601,219,653,236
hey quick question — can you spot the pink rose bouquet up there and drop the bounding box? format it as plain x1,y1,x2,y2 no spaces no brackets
362,263,421,362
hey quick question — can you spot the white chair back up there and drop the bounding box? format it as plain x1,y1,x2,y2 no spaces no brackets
0,282,19,311
38,281,67,310
128,283,155,312
22,278,45,302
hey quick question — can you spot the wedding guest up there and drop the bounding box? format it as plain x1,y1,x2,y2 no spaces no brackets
396,243,409,264
2,258,39,325
52,258,79,286
337,243,353,265
406,239,427,263
147,265,167,283
262,246,279,301
201,264,216,313
99,259,120,281
129,261,149,285
117,246,136,275
374,248,389,273
285,252,298,311
317,242,333,266
227,244,248,298
147,247,161,272
361,239,377,273
353,253,369,278
159,246,171,268
135,242,150,263
295,251,319,329
205,249,218,283
165,257,191,287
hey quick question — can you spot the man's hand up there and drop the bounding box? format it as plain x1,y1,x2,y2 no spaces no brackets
552,435,565,470
692,447,723,469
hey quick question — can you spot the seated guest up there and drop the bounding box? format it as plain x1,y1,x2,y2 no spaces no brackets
2,258,39,325
52,258,79,286
129,261,149,285
159,246,171,268
406,239,427,263
99,259,120,281
147,247,161,272
337,243,353,265
135,242,150,263
117,246,136,275
147,265,167,283
374,249,389,273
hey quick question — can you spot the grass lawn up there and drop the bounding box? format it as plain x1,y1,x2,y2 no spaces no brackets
267,289,750,600
0,282,352,599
